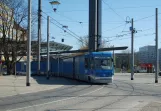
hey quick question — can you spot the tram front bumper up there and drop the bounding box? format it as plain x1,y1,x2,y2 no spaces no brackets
94,77,113,83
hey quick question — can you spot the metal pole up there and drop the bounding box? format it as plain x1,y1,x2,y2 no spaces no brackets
38,0,41,75
97,0,102,49
89,0,97,52
131,18,134,80
47,16,50,80
155,8,159,83
113,45,115,73
113,45,115,64
26,0,31,86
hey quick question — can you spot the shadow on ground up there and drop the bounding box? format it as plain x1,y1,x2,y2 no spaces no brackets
31,76,90,85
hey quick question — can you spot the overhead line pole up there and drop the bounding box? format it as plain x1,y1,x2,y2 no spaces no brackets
131,18,134,80
26,0,31,86
47,16,50,80
89,0,97,52
38,0,42,75
155,8,159,83
97,0,102,50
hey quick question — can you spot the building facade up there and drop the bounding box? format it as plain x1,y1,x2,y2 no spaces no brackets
138,45,156,64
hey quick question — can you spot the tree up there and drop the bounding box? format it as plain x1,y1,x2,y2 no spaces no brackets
120,49,139,69
0,0,37,74
120,48,131,70
77,35,110,49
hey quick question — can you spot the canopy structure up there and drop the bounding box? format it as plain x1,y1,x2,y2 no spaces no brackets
31,41,73,53
40,46,128,55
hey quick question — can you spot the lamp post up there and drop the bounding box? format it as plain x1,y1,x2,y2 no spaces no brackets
46,1,60,79
27,0,31,86
50,1,60,12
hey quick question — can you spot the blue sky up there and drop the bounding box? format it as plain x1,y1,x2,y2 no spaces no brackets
33,0,161,52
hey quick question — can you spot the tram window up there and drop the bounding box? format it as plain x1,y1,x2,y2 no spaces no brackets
95,57,112,69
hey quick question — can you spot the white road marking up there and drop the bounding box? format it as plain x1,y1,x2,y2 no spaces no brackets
6,85,104,111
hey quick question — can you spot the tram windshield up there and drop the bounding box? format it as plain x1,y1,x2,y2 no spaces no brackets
94,57,112,70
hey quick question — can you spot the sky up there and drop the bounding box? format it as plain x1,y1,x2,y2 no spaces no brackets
32,0,161,53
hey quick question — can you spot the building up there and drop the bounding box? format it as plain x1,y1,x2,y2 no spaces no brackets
138,45,156,65
138,45,156,64
158,48,161,69
138,45,161,70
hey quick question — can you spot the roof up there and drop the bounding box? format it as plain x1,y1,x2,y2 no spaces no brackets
42,41,72,51
31,41,73,52
44,46,128,55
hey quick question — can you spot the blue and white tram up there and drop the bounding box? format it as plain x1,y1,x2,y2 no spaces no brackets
62,52,114,84
15,52,114,84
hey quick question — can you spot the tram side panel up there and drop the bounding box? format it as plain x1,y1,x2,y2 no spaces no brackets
63,58,73,78
59,59,63,77
74,56,80,80
31,61,38,75
75,55,87,81
16,62,22,74
16,62,26,75
50,60,58,76
40,61,47,75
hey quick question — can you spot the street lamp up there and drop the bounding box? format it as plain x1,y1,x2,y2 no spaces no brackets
50,1,60,12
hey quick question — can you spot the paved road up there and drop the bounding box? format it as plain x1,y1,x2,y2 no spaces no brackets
1,73,161,111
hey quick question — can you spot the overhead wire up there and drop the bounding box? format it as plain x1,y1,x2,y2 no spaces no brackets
40,1,131,26
39,1,87,27
107,33,155,42
102,0,125,21
141,24,161,32
41,15,83,42
37,1,160,48
36,1,161,13
42,11,84,40
109,5,161,10
103,23,126,32
42,0,161,13
54,12,84,24
134,15,155,22
102,33,131,39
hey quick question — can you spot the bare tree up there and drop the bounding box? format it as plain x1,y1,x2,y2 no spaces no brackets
0,0,37,74
120,49,139,69
77,35,109,49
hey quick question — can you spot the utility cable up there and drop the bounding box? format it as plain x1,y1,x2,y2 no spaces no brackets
42,15,85,44
102,0,125,21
